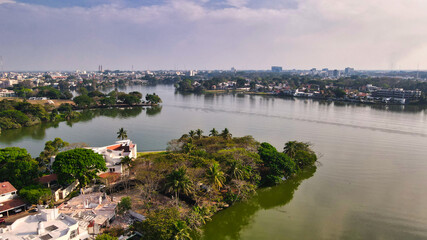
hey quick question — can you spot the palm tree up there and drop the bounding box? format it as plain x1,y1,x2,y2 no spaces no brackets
227,160,245,180
165,167,193,206
120,156,132,175
221,128,232,140
117,127,128,140
173,221,192,240
64,111,74,121
196,129,203,139
183,142,195,153
209,128,219,137
206,163,225,190
188,130,196,138
283,141,311,158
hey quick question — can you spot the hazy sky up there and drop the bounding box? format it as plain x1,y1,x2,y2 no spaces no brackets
1,0,426,71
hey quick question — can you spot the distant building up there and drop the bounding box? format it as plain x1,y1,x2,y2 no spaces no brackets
0,181,26,218
0,89,15,97
372,88,422,101
333,70,340,78
344,67,355,75
271,66,283,72
0,208,80,240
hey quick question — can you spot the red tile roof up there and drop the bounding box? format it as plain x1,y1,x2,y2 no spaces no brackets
0,198,26,213
99,173,121,183
38,174,58,184
0,182,17,195
107,144,121,151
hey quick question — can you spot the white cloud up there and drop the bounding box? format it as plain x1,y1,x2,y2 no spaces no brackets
0,0,426,70
0,0,15,4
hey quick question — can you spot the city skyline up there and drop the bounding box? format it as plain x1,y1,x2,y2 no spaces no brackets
1,0,427,71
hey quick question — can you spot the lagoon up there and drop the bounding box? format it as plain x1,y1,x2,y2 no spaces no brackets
1,84,427,239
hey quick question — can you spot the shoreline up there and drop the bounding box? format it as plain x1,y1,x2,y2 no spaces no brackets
188,89,426,106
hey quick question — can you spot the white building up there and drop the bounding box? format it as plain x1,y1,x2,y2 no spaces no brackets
0,208,81,240
0,89,15,97
58,192,118,236
0,182,26,218
88,140,137,175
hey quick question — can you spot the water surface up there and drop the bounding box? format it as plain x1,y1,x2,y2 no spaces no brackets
1,85,427,239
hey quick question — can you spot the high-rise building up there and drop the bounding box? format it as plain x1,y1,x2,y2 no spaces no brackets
271,66,283,72
345,67,355,75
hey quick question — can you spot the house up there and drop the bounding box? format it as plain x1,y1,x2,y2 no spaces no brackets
58,192,118,236
0,208,80,240
0,182,26,218
88,140,137,175
37,174,79,202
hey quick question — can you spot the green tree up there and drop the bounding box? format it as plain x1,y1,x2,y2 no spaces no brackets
209,128,219,137
188,130,196,138
0,147,39,189
227,159,245,181
57,103,73,113
165,167,193,206
77,87,88,96
283,141,312,158
236,78,247,88
100,96,116,106
38,138,69,167
73,95,94,108
120,156,132,169
293,149,317,169
19,185,52,204
173,220,192,240
196,129,203,139
206,163,225,190
259,142,297,185
145,93,162,104
117,196,132,215
134,207,182,240
129,91,143,100
117,127,128,140
95,234,118,240
221,128,232,140
52,148,107,187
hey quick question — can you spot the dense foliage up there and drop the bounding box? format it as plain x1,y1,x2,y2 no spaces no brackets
73,90,161,108
0,99,50,129
131,129,318,239
95,234,118,240
0,147,39,189
19,185,52,204
52,148,107,187
117,197,132,215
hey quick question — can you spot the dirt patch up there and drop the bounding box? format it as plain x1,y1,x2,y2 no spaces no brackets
0,97,75,108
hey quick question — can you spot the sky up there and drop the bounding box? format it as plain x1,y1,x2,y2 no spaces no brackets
0,0,426,71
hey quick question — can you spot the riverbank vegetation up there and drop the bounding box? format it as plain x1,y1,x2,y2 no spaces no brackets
0,90,161,131
0,128,317,239
175,72,427,105
120,129,318,239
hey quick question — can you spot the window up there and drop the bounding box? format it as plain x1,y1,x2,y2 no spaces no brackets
70,229,78,239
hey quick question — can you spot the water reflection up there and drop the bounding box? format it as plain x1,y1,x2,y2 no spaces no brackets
0,106,159,145
146,105,162,116
201,166,316,240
